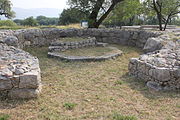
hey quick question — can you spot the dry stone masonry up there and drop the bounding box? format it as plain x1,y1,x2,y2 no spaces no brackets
48,46,122,62
0,43,41,99
129,33,180,91
0,28,179,99
49,37,97,52
47,37,122,62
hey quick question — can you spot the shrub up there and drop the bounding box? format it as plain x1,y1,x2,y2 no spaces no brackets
0,20,17,27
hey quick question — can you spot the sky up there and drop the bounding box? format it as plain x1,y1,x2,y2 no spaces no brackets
11,0,68,9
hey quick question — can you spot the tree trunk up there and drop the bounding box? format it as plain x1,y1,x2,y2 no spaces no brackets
157,14,163,31
88,0,124,28
163,15,171,31
88,0,105,28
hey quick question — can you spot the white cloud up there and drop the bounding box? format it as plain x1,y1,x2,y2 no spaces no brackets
11,0,68,9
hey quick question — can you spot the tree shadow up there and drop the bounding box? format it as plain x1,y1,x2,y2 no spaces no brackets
120,73,180,100
0,91,31,110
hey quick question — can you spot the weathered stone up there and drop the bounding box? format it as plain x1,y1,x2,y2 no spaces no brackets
0,43,41,99
146,81,163,91
0,78,13,90
19,71,41,89
143,37,164,53
8,87,41,99
4,36,19,47
10,76,20,88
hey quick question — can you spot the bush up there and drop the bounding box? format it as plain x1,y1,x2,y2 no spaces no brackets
0,20,17,27
22,17,38,26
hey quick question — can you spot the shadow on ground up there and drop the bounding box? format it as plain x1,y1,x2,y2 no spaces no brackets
121,73,180,100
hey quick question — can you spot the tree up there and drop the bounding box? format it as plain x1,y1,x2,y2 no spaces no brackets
59,8,88,25
13,19,24,25
0,0,15,18
0,20,17,26
36,16,59,25
22,17,38,26
144,0,180,30
104,0,143,26
68,0,124,28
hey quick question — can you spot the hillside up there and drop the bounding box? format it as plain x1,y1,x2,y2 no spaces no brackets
13,7,62,19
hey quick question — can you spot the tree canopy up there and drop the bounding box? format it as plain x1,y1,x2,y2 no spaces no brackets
144,0,180,30
59,8,88,25
104,0,143,26
0,0,15,18
21,17,38,26
68,0,124,28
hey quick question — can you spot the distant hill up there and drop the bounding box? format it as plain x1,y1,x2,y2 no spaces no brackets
12,7,63,19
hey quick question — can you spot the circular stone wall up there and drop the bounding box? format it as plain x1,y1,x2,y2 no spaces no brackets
48,46,122,62
0,28,179,99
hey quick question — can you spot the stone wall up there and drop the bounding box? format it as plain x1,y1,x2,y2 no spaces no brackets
49,37,97,52
0,28,161,49
129,33,180,91
1,28,179,97
0,43,41,99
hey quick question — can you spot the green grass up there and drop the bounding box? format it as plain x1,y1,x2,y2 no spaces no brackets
63,103,77,110
0,114,10,120
0,44,179,120
0,24,81,30
61,46,114,56
112,113,137,120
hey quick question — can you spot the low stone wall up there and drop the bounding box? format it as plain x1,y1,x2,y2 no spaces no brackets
0,28,161,49
129,34,180,91
0,43,41,99
0,28,179,96
49,37,97,52
48,46,122,62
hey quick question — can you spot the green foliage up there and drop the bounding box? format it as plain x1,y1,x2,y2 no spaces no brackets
115,80,124,85
21,17,38,26
144,0,180,30
36,16,59,25
14,16,59,26
59,8,88,25
0,20,17,26
0,0,15,18
104,0,143,26
170,18,180,26
68,0,124,28
63,103,77,110
0,114,10,120
112,113,137,120
13,19,23,25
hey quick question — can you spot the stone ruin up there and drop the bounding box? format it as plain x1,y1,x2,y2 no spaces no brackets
129,33,180,91
0,43,41,99
48,37,122,62
0,28,179,99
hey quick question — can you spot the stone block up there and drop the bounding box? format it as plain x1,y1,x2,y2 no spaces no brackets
19,71,41,89
8,87,41,99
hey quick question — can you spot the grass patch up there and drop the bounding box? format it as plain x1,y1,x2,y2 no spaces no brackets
0,24,81,30
61,46,113,56
63,103,77,110
112,113,137,120
0,114,10,120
